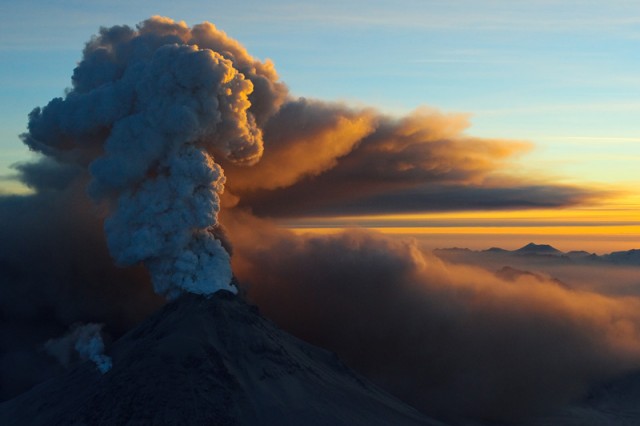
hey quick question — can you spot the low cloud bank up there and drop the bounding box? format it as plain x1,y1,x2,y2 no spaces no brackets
225,211,640,424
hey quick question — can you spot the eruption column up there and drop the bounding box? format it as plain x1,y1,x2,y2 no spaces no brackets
21,19,270,298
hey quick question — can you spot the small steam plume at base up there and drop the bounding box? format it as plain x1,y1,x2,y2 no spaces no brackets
45,323,112,374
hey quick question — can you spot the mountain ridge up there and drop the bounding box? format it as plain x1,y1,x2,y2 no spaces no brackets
434,244,640,266
514,243,563,255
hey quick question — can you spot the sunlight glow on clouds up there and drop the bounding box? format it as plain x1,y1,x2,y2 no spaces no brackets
2,2,639,248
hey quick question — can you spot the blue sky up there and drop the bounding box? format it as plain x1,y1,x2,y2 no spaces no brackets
2,0,640,192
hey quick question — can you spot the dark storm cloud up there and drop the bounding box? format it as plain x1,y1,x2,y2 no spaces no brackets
237,181,600,218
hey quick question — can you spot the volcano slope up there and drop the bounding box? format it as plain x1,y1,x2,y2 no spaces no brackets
0,292,445,426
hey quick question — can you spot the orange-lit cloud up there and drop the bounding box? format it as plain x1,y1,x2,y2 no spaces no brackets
223,211,640,424
222,99,377,190
223,102,606,218
241,104,532,190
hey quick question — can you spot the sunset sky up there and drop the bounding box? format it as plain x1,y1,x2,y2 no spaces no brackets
2,0,639,252
4,6,640,424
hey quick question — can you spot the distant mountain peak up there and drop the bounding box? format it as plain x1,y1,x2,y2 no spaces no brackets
515,243,562,254
603,249,640,265
485,247,508,253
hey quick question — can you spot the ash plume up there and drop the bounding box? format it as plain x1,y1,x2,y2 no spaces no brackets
20,16,285,298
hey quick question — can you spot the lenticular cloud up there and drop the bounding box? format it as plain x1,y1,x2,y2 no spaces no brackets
21,17,286,298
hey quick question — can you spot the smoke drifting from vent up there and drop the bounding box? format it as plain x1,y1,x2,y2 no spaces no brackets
45,323,112,374
20,17,286,298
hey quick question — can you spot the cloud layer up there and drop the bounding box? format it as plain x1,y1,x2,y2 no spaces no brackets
222,103,602,217
224,211,640,424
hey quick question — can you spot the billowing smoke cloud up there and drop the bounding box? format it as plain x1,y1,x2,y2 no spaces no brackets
224,211,640,424
222,105,602,217
45,323,112,374
20,16,286,298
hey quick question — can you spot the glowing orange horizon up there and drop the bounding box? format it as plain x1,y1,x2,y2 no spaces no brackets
281,196,640,254
288,224,640,235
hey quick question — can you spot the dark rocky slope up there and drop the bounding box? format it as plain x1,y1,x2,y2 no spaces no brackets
0,292,444,426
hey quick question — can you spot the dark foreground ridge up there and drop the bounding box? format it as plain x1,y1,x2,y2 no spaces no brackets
0,292,444,426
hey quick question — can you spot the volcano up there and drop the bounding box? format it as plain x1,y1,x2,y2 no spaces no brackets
0,292,444,426
514,243,562,256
